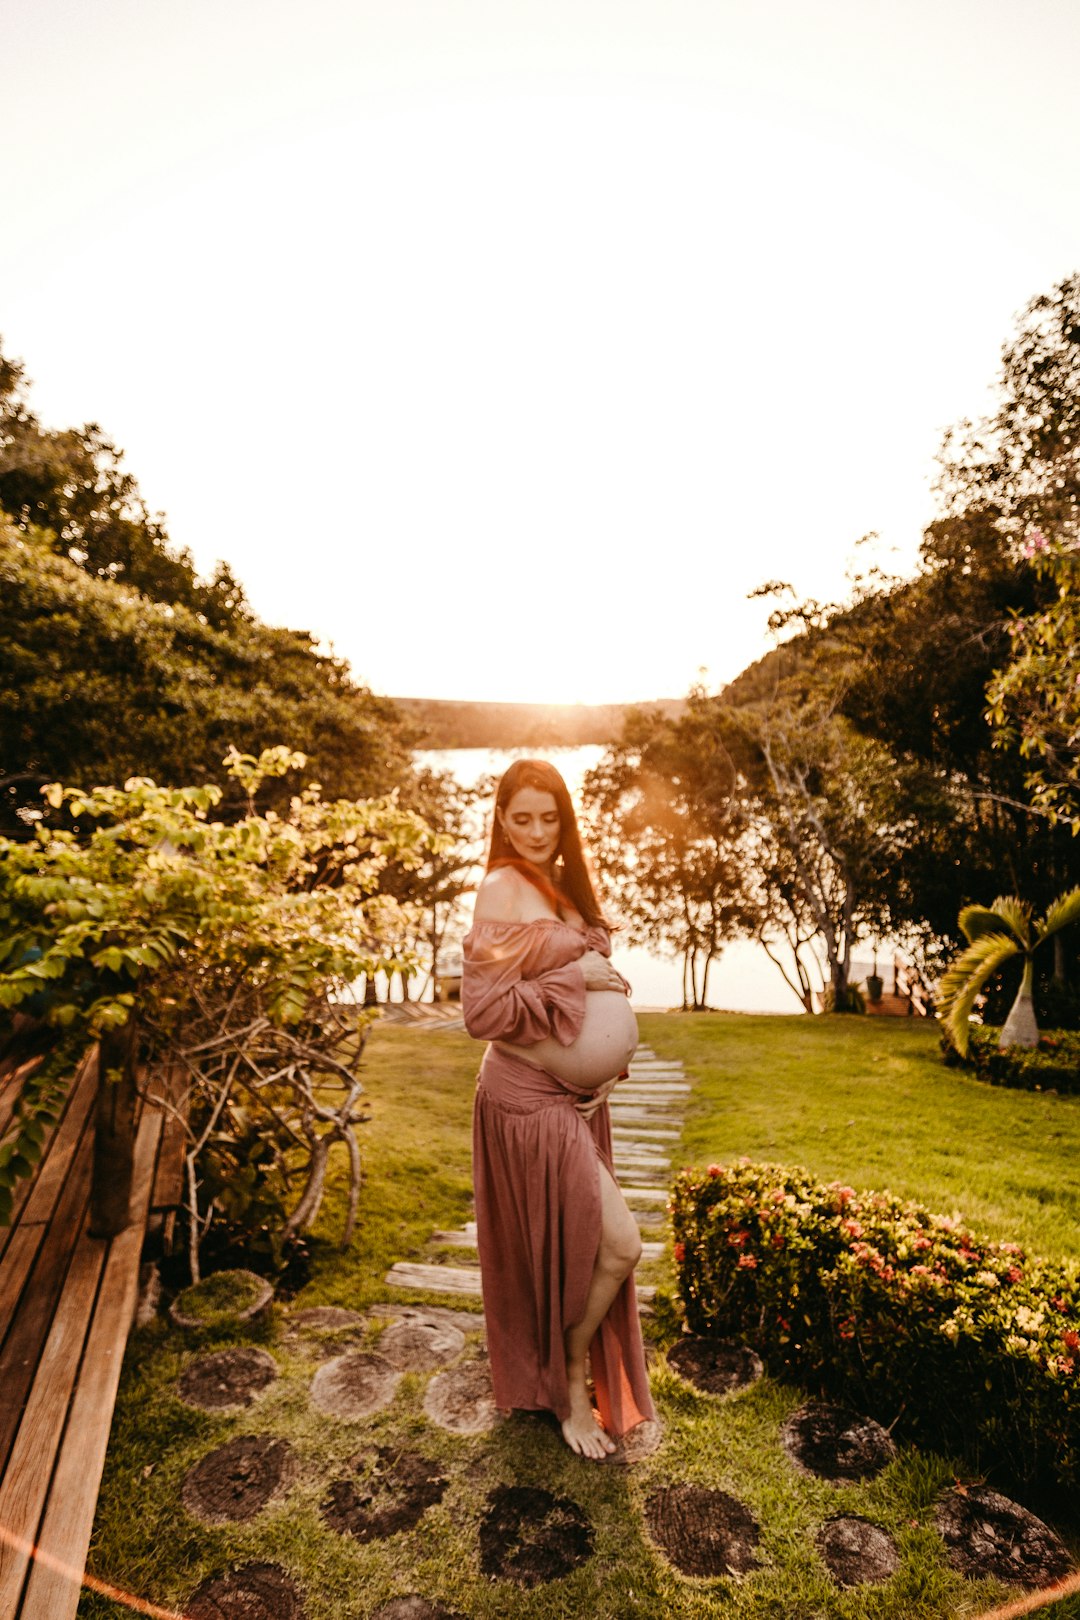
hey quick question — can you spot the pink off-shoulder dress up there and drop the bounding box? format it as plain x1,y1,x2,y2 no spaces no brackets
462,916,655,1438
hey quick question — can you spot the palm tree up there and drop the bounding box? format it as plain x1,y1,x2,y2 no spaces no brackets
938,887,1080,1056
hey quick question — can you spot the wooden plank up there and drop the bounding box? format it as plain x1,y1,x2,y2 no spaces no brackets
386,1262,483,1296
21,1110,163,1620
0,1119,94,1477
0,1050,97,1270
0,1224,46,1349
0,1226,106,1619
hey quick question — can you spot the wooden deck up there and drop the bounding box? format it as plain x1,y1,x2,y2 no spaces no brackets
0,1046,185,1620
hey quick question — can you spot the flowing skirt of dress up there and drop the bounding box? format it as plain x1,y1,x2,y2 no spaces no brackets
472,1042,655,1437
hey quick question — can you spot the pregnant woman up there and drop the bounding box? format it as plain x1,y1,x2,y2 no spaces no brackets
462,758,656,1459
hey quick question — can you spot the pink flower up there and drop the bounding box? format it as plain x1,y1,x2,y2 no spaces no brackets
1006,1266,1023,1284
673,1241,686,1264
707,1164,722,1179
1063,1330,1080,1352
737,1253,759,1270
842,1219,864,1239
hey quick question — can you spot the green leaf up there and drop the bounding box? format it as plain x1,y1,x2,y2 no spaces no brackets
938,933,1019,1056
1040,885,1080,941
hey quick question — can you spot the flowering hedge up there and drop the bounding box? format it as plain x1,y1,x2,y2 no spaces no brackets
945,1027,1080,1094
670,1160,1080,1493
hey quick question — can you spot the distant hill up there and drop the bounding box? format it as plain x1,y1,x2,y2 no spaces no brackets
392,696,686,750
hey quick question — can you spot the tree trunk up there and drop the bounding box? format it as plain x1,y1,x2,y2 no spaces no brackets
90,1020,139,1237
1052,932,1067,991
1000,955,1040,1049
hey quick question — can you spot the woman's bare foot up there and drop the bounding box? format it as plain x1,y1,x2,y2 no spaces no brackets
561,1382,616,1459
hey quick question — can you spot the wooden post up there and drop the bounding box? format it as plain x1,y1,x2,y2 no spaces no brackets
89,1021,139,1237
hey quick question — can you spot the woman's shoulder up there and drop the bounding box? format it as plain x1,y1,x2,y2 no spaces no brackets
472,865,544,923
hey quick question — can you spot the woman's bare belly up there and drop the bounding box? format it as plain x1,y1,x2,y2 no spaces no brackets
497,990,638,1090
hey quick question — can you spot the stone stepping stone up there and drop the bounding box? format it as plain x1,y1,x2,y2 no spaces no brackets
386,1262,483,1297
372,1601,465,1620
638,1241,666,1262
181,1435,296,1525
186,1561,307,1619
622,1187,668,1205
614,1153,672,1173
781,1402,897,1482
610,1107,685,1126
431,1230,478,1249
818,1515,900,1588
611,1125,680,1141
479,1484,594,1587
378,1317,466,1371
644,1483,761,1579
934,1486,1073,1588
289,1306,365,1332
321,1446,448,1542
423,1358,501,1433
177,1347,278,1411
666,1337,763,1397
310,1351,400,1419
620,1167,675,1188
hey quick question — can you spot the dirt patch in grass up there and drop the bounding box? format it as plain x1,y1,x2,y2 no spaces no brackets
478,1484,594,1587
186,1561,307,1619
667,1337,763,1397
781,1401,897,1482
177,1347,278,1410
321,1446,449,1542
817,1515,900,1587
644,1483,761,1579
371,1600,465,1619
934,1486,1073,1588
181,1435,296,1525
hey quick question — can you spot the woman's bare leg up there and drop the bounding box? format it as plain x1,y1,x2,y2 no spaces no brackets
561,1162,642,1459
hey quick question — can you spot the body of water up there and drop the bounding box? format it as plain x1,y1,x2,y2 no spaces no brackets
416,745,808,1015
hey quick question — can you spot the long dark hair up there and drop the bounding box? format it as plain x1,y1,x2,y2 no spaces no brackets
485,758,608,928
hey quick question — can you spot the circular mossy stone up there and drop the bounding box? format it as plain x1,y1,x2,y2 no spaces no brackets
666,1337,764,1397
321,1447,449,1542
644,1483,761,1579
186,1562,306,1620
178,1347,278,1411
378,1318,466,1372
478,1484,594,1587
170,1270,273,1332
423,1359,500,1434
818,1515,900,1588
934,1486,1073,1588
371,1600,465,1620
181,1436,296,1525
310,1352,400,1420
781,1402,897,1482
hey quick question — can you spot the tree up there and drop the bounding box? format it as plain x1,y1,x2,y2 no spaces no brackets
582,705,759,1009
937,887,1080,1054
0,341,242,623
0,747,436,1264
0,522,415,831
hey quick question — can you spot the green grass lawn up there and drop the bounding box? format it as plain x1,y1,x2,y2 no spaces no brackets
79,1015,1080,1620
641,1012,1080,1262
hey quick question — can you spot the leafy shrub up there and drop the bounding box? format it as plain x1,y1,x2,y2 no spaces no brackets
670,1160,1080,1493
941,1026,1080,1093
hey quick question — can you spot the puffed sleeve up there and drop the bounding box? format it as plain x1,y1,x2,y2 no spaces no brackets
462,924,587,1046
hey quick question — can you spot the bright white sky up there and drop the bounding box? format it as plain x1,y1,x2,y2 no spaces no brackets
4,0,1080,704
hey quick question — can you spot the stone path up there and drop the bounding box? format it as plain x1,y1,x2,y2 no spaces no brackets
383,1042,686,1308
